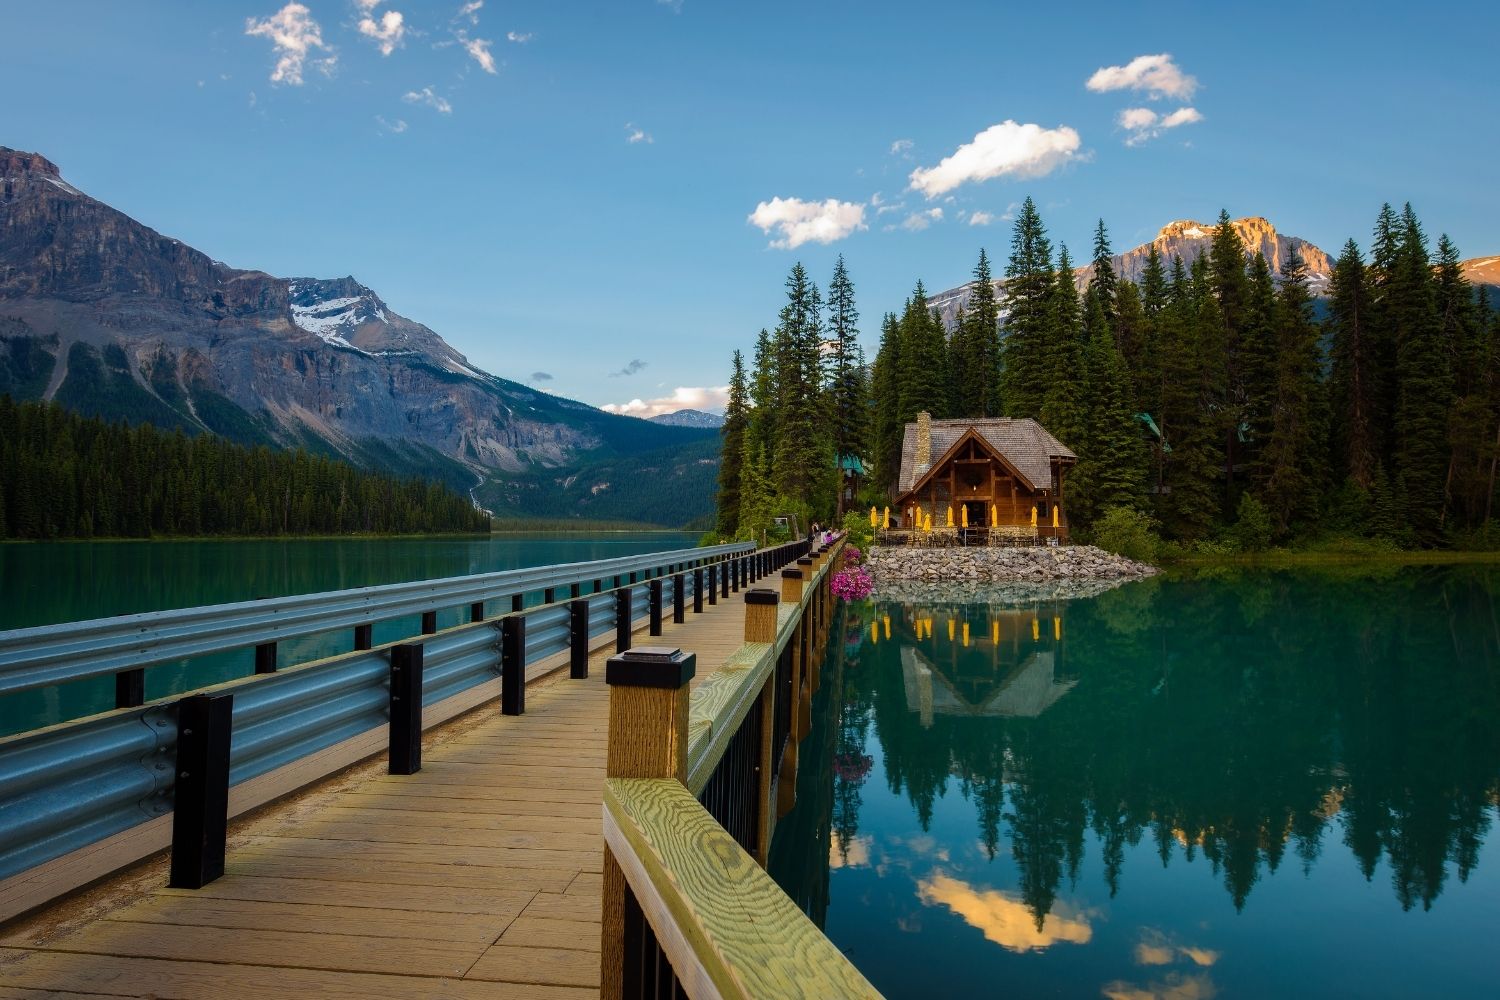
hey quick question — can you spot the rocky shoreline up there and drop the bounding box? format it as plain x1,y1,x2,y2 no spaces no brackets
866,545,1157,596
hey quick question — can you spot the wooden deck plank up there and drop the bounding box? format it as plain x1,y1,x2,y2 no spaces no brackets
0,582,758,1000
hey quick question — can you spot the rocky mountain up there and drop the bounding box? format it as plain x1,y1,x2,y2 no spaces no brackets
0,147,715,519
1465,255,1500,294
649,408,725,429
928,216,1337,330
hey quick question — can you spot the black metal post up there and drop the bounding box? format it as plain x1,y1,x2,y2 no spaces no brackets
470,602,485,624
615,587,634,652
421,611,438,635
571,582,582,599
693,568,704,614
115,669,145,709
570,599,591,678
708,565,718,606
721,559,731,599
388,644,423,775
673,572,686,624
354,623,373,650
501,616,526,716
511,594,524,613
169,692,233,889
544,587,556,605
649,579,663,637
254,642,277,675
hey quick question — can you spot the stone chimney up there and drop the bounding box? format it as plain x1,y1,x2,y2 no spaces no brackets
915,411,932,473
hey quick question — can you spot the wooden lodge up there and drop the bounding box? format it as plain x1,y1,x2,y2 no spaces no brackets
892,411,1077,543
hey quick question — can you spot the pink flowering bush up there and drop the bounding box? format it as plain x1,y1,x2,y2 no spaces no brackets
831,566,874,602
843,545,863,565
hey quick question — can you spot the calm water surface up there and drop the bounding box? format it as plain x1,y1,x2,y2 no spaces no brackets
0,532,694,735
769,566,1500,999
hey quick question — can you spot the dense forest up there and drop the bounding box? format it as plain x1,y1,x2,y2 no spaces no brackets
714,199,1500,551
0,396,490,539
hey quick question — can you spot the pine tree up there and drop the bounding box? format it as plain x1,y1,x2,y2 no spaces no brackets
1327,239,1379,489
1085,218,1118,329
1000,197,1054,417
1040,245,1087,452
746,328,776,466
952,249,1002,417
771,264,833,514
825,256,869,467
1154,255,1227,538
716,350,750,535
1072,296,1146,524
870,312,904,491
1260,248,1327,536
1390,204,1453,541
897,281,950,420
1207,210,1250,505
1239,252,1278,490
1434,234,1487,528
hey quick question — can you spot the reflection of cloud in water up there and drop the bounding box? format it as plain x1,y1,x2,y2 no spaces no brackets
1102,972,1218,1000
1134,928,1220,969
831,835,872,869
916,873,1092,952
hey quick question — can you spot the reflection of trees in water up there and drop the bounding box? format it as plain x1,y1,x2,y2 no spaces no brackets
840,566,1500,925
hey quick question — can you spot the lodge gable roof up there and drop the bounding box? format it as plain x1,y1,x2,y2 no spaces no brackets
897,418,1077,495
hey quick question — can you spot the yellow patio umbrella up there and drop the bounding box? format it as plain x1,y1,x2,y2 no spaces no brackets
883,506,891,530
946,505,954,527
924,512,933,532
961,505,969,528
1031,617,1040,642
1030,506,1038,528
990,503,998,526
991,620,1000,645
1052,506,1060,529
869,505,879,529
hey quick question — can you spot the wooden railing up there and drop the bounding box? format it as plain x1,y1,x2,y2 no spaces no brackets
600,534,882,999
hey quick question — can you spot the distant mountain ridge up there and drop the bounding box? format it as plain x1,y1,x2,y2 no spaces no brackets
927,216,1495,330
649,409,725,428
0,146,716,523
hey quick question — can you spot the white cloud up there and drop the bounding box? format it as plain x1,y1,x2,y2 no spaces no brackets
375,115,408,133
245,3,335,85
603,386,730,420
875,201,905,216
625,123,653,144
357,8,405,56
908,121,1081,198
403,86,453,114
748,197,867,250
1087,53,1198,100
889,138,914,157
657,0,684,12
1120,106,1202,145
507,30,534,43
969,211,995,226
457,32,497,72
355,0,380,10
456,0,483,23
898,207,943,232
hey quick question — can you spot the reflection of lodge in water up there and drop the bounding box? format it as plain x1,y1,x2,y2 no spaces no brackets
873,604,1077,725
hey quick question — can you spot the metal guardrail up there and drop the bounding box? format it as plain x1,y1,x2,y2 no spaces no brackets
0,542,751,696
0,539,774,893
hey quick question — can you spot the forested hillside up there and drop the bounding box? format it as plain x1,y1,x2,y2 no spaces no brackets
0,396,490,539
713,200,1500,551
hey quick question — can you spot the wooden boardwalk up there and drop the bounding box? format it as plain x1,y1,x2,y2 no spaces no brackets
0,595,754,999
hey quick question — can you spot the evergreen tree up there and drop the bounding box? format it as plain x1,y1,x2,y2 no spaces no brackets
1389,204,1453,541
770,264,833,514
1239,252,1278,489
746,328,776,465
1000,197,1054,417
1327,239,1379,488
825,255,869,467
1085,218,1118,328
1072,296,1146,524
870,312,905,491
1207,210,1250,505
1040,245,1087,452
1260,248,1327,535
897,281,950,420
715,350,749,535
952,249,1002,417
1154,256,1227,538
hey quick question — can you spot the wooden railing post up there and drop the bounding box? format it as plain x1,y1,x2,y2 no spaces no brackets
388,643,423,775
778,565,806,817
744,589,780,865
602,647,697,1000
780,566,803,605
169,692,233,890
501,616,526,716
569,599,591,678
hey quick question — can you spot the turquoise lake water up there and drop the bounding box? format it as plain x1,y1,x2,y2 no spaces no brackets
769,566,1500,998
0,532,695,736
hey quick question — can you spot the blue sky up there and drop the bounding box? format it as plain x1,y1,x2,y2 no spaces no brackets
5,1,1497,415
